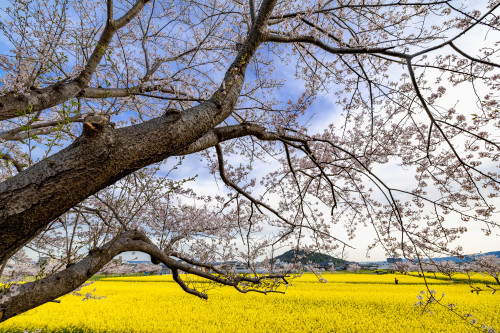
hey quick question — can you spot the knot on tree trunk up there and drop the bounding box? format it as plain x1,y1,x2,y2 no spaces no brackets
83,115,111,135
163,108,182,122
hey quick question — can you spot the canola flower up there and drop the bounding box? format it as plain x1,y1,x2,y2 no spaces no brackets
0,273,499,332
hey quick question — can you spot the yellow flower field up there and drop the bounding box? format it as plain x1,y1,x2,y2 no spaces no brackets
1,273,499,332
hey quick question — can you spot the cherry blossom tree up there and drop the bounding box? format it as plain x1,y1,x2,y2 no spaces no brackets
435,260,461,280
110,264,135,276
0,0,500,322
1,264,38,282
423,262,440,279
134,262,162,275
99,261,123,277
474,255,500,285
0,249,31,277
98,258,137,277
461,262,477,285
394,261,416,275
347,263,361,274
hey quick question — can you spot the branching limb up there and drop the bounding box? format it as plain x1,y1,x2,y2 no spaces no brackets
411,3,500,58
0,114,83,142
142,47,199,82
172,268,208,299
0,230,290,322
449,42,500,69
170,252,226,276
265,33,407,59
406,58,499,190
214,142,353,249
0,153,24,173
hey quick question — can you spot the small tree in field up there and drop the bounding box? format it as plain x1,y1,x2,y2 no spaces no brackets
100,261,134,277
435,260,461,280
394,261,416,275
461,262,477,285
423,263,439,279
2,264,38,282
0,250,32,278
134,263,162,275
347,264,361,274
474,255,500,285
0,0,499,323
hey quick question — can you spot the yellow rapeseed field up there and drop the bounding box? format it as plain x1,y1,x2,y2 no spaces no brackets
1,273,499,332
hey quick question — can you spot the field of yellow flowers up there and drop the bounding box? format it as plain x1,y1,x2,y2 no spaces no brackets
1,272,499,332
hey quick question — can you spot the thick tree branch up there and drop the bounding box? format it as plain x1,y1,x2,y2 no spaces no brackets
0,103,213,264
176,123,279,155
107,0,114,25
80,85,189,99
249,0,256,24
0,230,288,322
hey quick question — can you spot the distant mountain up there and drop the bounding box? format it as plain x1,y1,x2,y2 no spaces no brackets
126,260,152,264
273,250,346,265
484,251,500,257
430,251,500,263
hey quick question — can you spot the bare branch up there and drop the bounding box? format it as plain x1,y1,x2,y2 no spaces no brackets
172,268,208,299
449,42,500,69
265,33,407,59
